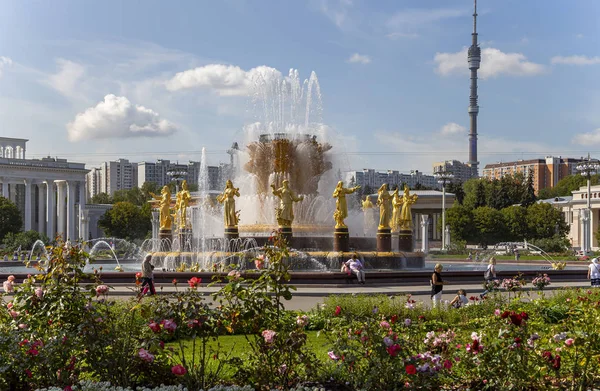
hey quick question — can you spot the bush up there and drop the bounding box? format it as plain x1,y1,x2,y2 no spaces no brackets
528,235,570,253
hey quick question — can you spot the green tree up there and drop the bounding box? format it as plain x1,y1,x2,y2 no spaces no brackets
550,173,599,198
98,201,151,240
446,181,465,205
521,172,536,207
501,206,529,241
462,178,486,209
0,196,22,240
113,187,146,206
2,230,50,252
474,180,487,208
90,192,112,204
472,206,506,246
445,202,476,242
526,202,568,239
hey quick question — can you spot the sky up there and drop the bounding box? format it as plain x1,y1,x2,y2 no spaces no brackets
0,0,599,175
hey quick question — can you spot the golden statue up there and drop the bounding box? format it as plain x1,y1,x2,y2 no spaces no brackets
332,181,360,228
217,180,240,228
376,183,393,229
399,185,418,230
150,186,173,230
177,180,193,229
391,188,403,232
271,180,304,227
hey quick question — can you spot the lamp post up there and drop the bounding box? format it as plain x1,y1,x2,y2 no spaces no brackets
166,166,188,193
576,153,599,254
435,170,454,251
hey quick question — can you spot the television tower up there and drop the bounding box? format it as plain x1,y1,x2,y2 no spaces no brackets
467,0,480,177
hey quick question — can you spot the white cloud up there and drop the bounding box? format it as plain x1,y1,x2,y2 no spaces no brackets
572,129,600,145
551,55,600,65
67,94,177,142
434,47,546,78
0,56,13,77
386,8,467,38
347,53,371,64
440,122,466,136
47,58,85,98
165,64,281,96
575,34,584,39
315,0,353,29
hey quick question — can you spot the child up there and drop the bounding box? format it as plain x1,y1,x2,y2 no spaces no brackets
140,254,156,296
450,289,469,309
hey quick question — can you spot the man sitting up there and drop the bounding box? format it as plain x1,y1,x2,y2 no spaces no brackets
344,254,366,285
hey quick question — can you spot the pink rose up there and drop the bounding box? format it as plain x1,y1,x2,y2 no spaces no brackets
296,315,309,327
7,302,13,309
171,364,187,376
565,338,574,347
254,255,265,270
380,320,391,329
162,319,177,333
18,324,28,329
262,329,277,344
10,310,19,319
95,285,109,296
35,288,43,298
227,270,241,280
328,351,340,361
138,348,155,363
494,309,501,316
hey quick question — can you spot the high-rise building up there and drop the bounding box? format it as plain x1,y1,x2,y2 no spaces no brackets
87,158,138,197
482,156,583,194
432,160,473,184
349,169,439,191
137,159,231,191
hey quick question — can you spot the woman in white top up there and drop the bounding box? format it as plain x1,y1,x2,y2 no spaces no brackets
588,258,600,287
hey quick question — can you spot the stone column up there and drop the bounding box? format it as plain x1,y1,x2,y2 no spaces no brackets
1,178,8,198
56,181,66,239
24,179,32,231
66,181,75,241
420,215,430,254
38,183,46,233
78,181,86,240
46,181,56,240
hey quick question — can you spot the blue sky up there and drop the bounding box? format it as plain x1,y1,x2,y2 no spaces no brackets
0,0,599,175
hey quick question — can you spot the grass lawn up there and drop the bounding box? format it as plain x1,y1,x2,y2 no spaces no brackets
166,330,332,379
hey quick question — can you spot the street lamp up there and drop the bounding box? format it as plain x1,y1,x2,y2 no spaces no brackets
576,154,600,254
166,166,188,193
435,170,454,251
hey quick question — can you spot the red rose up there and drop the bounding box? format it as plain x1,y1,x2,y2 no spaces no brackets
520,312,529,320
405,364,417,375
386,344,401,357
391,315,398,324
509,313,522,326
552,355,561,370
501,310,510,319
171,364,187,376
334,306,341,316
187,277,201,288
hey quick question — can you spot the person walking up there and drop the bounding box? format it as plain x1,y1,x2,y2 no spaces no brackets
588,258,600,287
480,257,497,298
344,254,366,284
140,254,156,296
431,264,444,308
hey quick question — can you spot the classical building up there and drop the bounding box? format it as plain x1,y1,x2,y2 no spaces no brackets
432,160,474,183
350,169,439,190
0,137,89,241
482,156,582,194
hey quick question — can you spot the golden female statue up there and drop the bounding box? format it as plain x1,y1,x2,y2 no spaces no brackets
217,180,240,228
177,180,192,229
376,183,392,229
332,181,360,228
150,186,173,230
391,188,403,232
399,185,419,230
271,180,304,227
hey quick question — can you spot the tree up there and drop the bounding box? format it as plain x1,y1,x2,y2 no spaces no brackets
98,201,151,240
474,181,487,208
462,178,486,209
472,206,506,246
2,230,50,252
445,202,476,243
526,202,568,240
501,206,529,241
91,192,112,204
113,187,146,206
446,181,465,205
0,196,22,240
520,172,536,207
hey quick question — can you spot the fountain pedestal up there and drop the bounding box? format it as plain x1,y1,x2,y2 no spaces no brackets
398,229,413,252
333,227,349,252
278,227,293,245
159,229,173,251
225,227,239,240
376,228,392,252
